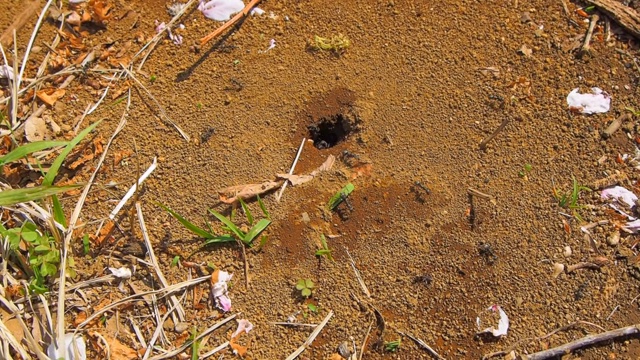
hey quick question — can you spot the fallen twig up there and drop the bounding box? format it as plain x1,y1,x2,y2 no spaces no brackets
523,324,640,360
482,320,606,360
109,157,157,220
200,0,262,46
479,117,510,150
272,322,318,328
467,188,495,203
603,113,631,138
285,310,334,360
578,14,599,57
587,0,640,39
276,138,306,202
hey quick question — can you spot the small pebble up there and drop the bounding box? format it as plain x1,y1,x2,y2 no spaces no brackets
174,321,189,333
563,246,572,257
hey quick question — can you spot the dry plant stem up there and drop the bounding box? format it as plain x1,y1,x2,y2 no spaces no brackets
109,157,157,220
587,0,640,39
277,138,306,202
200,0,263,46
346,249,371,298
580,219,609,233
134,0,198,70
467,188,494,201
272,322,318,328
121,66,189,140
359,319,374,360
397,331,446,360
566,261,603,273
0,294,49,360
479,117,510,150
579,14,600,56
136,202,186,322
200,341,229,358
560,0,570,18
524,324,640,360
76,276,210,329
148,313,238,360
0,315,30,359
285,310,334,360
16,0,53,91
0,0,40,48
482,321,606,360
143,292,186,359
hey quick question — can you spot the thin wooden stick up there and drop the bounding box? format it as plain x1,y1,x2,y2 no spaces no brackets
578,14,599,57
346,249,370,298
479,117,510,150
285,310,334,360
199,0,262,46
587,0,640,39
524,324,640,360
276,138,306,202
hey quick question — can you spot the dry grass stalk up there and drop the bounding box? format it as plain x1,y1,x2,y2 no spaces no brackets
148,313,238,360
346,249,371,298
136,202,186,322
397,330,445,360
276,138,306,202
285,310,334,360
120,66,189,140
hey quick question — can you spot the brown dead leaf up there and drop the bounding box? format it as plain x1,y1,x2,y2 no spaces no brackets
73,311,88,327
277,155,335,186
36,89,66,106
91,0,112,23
349,163,373,180
95,220,115,245
211,269,221,284
230,339,248,357
114,149,132,166
104,336,137,360
217,180,283,204
328,354,344,360
518,44,532,57
478,66,500,78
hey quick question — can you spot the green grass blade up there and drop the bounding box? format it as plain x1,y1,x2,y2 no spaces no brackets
238,197,254,225
0,185,81,206
0,141,68,166
203,234,235,245
158,203,214,239
257,195,270,220
43,120,101,186
328,183,355,210
51,195,67,227
208,209,245,240
244,219,271,245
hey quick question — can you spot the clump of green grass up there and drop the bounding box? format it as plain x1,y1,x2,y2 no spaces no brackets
553,176,591,221
308,34,351,54
384,338,401,352
159,195,271,247
296,278,315,298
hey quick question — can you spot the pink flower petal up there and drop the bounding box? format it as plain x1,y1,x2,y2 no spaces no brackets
232,319,254,338
217,294,232,311
198,0,245,21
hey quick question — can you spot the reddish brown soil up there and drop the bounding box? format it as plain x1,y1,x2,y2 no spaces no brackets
5,0,640,359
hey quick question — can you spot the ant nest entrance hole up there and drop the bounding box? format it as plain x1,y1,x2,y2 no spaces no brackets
303,88,362,150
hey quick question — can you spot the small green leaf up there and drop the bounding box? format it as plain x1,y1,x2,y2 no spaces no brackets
257,195,270,220
307,303,318,313
52,195,67,227
328,183,355,210
305,279,315,289
171,256,180,267
296,279,306,290
238,197,254,225
244,219,271,245
203,234,235,245
301,288,311,297
43,120,101,186
209,209,245,240
0,185,82,206
34,244,50,252
83,234,90,255
41,262,57,277
158,203,215,239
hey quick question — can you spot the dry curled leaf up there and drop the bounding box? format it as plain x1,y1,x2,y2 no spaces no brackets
217,180,282,204
36,89,66,106
91,0,112,23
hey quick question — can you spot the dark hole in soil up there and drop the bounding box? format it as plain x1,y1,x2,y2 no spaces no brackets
307,114,352,149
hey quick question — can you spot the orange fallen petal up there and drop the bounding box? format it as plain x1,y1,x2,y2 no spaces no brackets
36,89,66,106
229,338,248,357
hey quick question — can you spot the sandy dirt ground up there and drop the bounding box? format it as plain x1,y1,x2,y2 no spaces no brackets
5,0,640,359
